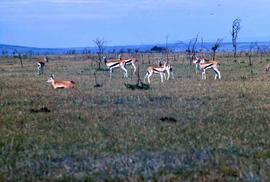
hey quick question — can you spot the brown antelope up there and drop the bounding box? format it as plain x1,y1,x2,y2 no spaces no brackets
103,57,128,79
266,63,270,72
144,62,171,84
47,74,75,89
192,56,221,80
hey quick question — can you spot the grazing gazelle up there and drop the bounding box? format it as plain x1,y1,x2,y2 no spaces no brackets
144,62,171,84
37,60,45,75
192,56,221,80
123,58,137,73
47,74,75,89
103,57,128,79
266,63,270,72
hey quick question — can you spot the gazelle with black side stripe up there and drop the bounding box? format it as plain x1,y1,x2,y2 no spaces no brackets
144,62,171,84
192,56,221,80
192,55,207,74
104,57,128,79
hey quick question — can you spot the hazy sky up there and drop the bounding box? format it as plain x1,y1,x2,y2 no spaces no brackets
0,0,269,48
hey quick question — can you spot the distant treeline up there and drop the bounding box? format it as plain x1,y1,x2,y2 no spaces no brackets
1,42,270,56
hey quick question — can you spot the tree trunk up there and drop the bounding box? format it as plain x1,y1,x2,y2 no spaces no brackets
212,51,216,60
19,55,23,68
233,46,237,59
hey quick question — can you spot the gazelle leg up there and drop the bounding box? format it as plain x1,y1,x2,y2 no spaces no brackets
213,68,221,80
170,70,174,79
162,72,166,80
144,73,148,83
195,64,199,74
110,68,112,79
166,70,170,80
132,63,136,73
202,70,206,80
160,72,164,83
120,64,128,78
148,72,152,84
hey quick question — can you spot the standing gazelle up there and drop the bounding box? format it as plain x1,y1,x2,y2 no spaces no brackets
192,55,206,74
192,56,221,80
104,57,128,79
159,61,174,80
47,74,75,89
144,62,171,84
37,60,45,75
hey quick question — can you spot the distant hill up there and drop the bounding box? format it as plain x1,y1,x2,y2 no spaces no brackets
1,42,270,56
0,44,155,56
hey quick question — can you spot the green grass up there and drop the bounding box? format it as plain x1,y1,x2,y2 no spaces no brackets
0,54,270,181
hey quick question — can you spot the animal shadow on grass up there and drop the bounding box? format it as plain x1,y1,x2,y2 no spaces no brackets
30,106,50,113
124,82,150,90
159,117,177,123
125,65,150,90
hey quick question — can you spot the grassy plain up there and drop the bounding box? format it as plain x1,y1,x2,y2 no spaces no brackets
0,54,269,181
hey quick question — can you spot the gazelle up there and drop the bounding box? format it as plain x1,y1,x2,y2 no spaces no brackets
123,58,137,73
103,57,128,79
37,60,45,75
159,61,174,80
144,62,171,84
192,55,206,74
266,63,270,72
47,74,75,89
192,56,221,80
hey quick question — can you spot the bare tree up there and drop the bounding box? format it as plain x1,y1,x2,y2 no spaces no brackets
256,44,267,63
248,42,257,66
13,49,23,68
186,34,199,64
211,38,223,60
191,33,199,55
199,37,204,52
93,37,106,69
165,35,169,63
231,18,241,60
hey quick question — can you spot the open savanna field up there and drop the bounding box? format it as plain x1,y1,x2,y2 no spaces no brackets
0,53,270,181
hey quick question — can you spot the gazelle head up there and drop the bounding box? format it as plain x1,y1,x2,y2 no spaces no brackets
160,62,171,71
159,60,169,67
192,55,200,64
47,74,55,83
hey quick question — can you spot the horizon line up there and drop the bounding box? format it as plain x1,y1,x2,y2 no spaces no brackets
2,40,270,49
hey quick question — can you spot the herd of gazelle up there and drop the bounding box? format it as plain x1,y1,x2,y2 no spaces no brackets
37,55,270,89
